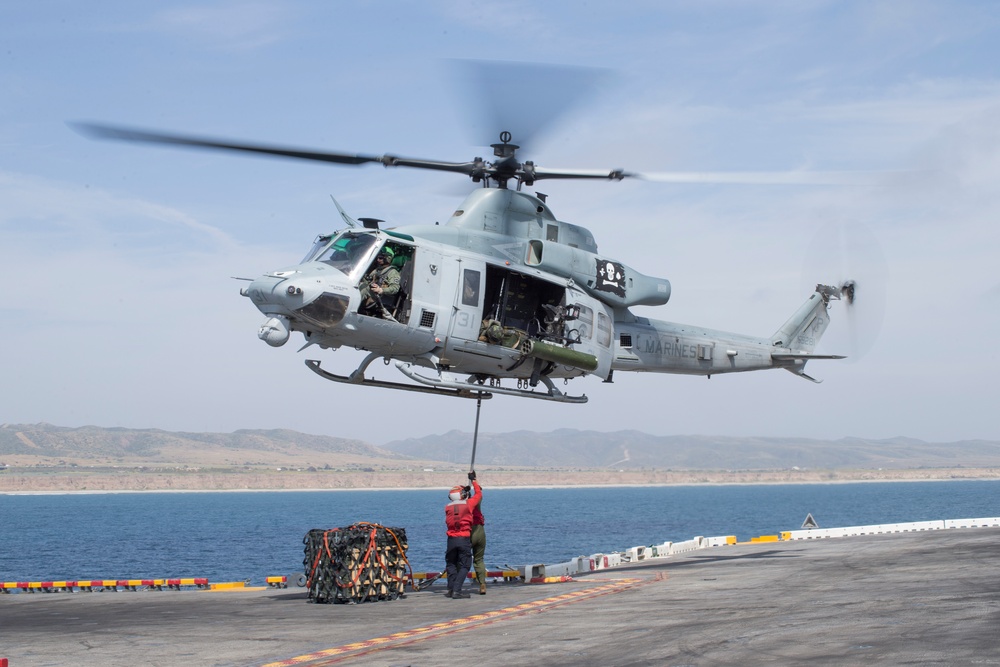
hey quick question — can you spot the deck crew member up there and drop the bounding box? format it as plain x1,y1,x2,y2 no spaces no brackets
444,471,482,599
470,471,487,595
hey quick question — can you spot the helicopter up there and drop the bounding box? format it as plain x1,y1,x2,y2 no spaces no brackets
73,122,855,406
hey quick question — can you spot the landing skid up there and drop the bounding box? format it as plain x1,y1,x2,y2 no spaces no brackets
305,352,588,403
306,355,490,400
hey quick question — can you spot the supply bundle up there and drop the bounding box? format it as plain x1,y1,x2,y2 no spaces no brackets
303,522,411,604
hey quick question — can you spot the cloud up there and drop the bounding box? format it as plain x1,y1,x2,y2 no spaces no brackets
147,3,295,51
0,170,241,254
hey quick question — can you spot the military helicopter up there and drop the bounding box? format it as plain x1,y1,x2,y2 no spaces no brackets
73,119,855,407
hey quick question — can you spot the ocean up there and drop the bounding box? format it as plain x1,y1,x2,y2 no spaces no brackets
2,481,999,584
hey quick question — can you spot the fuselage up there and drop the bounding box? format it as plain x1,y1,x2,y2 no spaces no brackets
242,189,839,391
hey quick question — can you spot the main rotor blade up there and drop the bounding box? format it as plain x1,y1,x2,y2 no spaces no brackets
70,122,478,175
532,167,893,185
631,170,888,186
531,167,630,181
71,122,382,165
72,122,897,187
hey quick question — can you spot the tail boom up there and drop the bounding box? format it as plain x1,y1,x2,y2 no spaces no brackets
611,284,849,381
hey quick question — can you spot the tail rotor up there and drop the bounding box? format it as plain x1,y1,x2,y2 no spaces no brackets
804,222,888,361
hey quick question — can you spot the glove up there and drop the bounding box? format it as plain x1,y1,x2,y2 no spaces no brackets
468,470,476,481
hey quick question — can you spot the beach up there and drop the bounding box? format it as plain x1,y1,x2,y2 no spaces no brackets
3,466,999,493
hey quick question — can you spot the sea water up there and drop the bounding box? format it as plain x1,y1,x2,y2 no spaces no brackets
1,481,999,583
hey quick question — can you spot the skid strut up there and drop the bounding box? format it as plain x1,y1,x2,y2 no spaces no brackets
305,355,587,403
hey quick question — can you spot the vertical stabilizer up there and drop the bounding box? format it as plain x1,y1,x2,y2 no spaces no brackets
771,289,833,353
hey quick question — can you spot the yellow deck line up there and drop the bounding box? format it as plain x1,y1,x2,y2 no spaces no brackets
261,576,654,667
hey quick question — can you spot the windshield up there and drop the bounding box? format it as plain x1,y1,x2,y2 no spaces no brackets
300,235,333,264
315,232,379,277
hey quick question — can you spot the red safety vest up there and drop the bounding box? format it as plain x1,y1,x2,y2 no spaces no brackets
445,480,482,537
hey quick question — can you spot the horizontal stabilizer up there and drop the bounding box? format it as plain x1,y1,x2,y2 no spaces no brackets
772,353,847,361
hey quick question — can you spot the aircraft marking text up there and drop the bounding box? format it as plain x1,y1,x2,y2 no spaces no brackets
643,338,700,359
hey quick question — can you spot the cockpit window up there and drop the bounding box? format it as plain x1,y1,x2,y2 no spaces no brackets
315,232,379,278
301,235,333,264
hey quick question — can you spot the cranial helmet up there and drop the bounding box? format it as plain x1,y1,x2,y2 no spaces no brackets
449,485,465,501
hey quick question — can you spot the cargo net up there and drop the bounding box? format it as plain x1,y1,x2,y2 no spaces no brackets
303,522,412,604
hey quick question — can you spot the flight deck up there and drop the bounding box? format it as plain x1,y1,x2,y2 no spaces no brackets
2,525,999,666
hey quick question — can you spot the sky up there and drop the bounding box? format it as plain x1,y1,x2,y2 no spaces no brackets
2,1,999,445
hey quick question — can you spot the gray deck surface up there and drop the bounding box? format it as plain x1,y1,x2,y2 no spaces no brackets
2,527,999,666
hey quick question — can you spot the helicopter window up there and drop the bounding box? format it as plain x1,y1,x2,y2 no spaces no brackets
526,240,543,265
462,270,481,307
546,224,558,242
596,312,612,348
316,233,378,278
301,235,333,264
573,305,594,341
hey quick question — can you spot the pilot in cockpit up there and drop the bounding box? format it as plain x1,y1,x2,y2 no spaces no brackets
358,247,400,316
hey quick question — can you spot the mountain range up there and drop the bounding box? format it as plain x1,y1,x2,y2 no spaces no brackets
3,423,999,471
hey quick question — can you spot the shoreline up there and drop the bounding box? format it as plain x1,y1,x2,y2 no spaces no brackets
4,477,1000,496
3,467,999,495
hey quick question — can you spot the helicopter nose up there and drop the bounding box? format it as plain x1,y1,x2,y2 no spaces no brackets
242,268,352,334
242,272,301,313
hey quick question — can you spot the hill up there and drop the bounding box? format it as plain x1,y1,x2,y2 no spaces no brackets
3,423,1000,493
0,422,406,468
383,429,1000,471
4,423,1000,472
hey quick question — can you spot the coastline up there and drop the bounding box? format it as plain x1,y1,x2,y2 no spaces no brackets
3,467,999,494
5,477,1000,496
